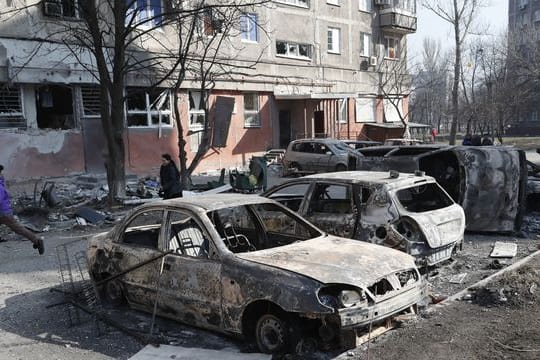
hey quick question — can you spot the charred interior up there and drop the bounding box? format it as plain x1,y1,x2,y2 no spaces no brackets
419,152,461,202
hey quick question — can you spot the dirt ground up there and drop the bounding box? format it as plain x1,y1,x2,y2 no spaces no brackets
340,253,540,360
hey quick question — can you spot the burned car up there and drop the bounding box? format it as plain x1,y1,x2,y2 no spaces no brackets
263,171,465,267
87,194,425,353
355,145,528,233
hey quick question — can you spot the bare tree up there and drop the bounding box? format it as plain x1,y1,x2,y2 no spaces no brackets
424,0,485,144
411,38,451,133
10,1,270,204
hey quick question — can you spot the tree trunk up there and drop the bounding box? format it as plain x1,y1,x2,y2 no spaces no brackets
449,0,461,145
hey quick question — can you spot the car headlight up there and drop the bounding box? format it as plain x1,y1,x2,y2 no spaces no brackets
319,294,339,309
339,290,365,308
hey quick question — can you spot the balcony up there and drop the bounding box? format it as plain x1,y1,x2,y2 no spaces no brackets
379,10,417,34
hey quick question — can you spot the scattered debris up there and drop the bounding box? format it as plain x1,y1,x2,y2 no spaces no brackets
75,207,107,225
490,242,518,258
449,273,468,284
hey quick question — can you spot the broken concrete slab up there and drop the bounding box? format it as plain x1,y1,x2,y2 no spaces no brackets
490,242,518,258
129,345,271,360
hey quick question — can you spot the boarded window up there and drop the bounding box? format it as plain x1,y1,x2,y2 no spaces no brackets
81,86,101,117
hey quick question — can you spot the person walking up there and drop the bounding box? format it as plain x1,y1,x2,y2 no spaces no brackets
0,165,44,254
159,154,183,199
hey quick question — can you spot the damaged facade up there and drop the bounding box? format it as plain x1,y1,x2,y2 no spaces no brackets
0,0,417,180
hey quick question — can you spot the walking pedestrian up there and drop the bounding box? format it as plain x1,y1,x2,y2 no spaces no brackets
0,165,44,254
159,154,183,199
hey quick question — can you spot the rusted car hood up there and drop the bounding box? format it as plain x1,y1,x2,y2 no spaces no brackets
404,204,465,248
237,236,417,288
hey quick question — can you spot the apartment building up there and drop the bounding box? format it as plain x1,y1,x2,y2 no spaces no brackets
0,0,416,179
508,0,540,135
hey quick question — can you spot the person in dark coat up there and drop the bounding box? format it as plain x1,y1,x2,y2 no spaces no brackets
462,134,472,145
0,165,44,254
159,154,183,199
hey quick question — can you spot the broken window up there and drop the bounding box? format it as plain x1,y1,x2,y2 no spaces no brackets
396,183,454,213
126,88,171,127
276,41,312,59
309,184,353,214
384,36,400,59
0,86,25,129
266,183,311,211
244,93,260,128
276,0,309,8
209,206,260,253
253,203,317,241
121,210,164,248
188,90,206,129
36,85,75,129
167,211,209,258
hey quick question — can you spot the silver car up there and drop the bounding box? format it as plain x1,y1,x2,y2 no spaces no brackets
87,194,426,353
282,138,354,175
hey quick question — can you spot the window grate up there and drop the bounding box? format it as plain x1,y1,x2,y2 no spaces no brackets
0,86,25,129
81,86,101,117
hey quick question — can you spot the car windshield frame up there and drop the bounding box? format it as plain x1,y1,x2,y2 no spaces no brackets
206,202,324,254
394,182,455,213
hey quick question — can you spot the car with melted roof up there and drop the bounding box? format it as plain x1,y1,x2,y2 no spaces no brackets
87,194,426,354
263,171,465,267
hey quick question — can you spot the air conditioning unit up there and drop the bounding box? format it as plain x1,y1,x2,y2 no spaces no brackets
369,56,377,66
43,0,62,17
374,0,391,6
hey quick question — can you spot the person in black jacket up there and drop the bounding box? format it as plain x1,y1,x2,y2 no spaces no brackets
159,154,183,199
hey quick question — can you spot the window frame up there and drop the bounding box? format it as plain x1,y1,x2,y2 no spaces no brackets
0,86,25,129
327,0,340,5
337,98,348,124
126,0,164,28
241,13,258,42
275,0,310,8
43,0,80,19
276,40,313,60
384,35,401,60
243,93,261,128
360,32,371,57
126,88,172,128
327,27,341,54
358,0,372,12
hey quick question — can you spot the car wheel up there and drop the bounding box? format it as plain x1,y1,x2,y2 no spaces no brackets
102,279,126,306
335,164,347,171
255,313,288,354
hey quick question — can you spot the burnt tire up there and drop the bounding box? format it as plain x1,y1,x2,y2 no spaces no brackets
255,313,289,354
290,162,301,171
101,279,126,306
335,164,347,172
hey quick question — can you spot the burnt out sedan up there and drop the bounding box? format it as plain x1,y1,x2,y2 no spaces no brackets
87,195,425,353
263,171,465,267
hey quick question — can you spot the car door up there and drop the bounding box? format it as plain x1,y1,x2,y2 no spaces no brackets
111,208,166,309
157,210,222,331
313,141,334,172
303,182,357,238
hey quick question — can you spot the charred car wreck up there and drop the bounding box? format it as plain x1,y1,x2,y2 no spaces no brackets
263,171,465,267
87,195,426,354
355,145,528,233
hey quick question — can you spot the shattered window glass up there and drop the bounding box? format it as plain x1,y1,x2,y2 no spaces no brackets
396,183,454,212
309,184,353,214
252,203,321,243
267,183,310,211
121,210,164,248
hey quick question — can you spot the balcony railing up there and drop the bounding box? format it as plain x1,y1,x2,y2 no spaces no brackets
379,11,417,34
